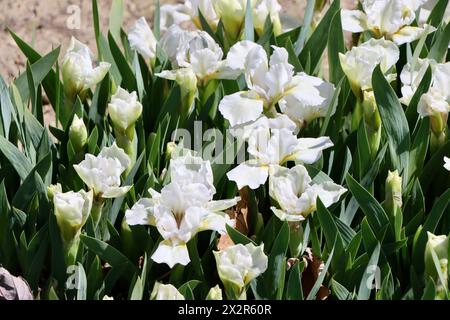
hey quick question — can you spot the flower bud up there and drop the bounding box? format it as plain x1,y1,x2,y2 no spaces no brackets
156,68,198,114
53,189,93,244
214,243,268,300
128,17,157,64
150,282,185,300
69,115,88,152
339,38,399,99
62,37,110,101
108,87,143,134
384,170,402,217
47,183,62,201
206,285,223,300
213,0,247,41
253,0,282,36
166,142,178,159
424,232,448,282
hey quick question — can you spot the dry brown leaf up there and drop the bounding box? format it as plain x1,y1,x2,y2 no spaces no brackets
217,187,252,250
301,248,331,300
0,267,33,300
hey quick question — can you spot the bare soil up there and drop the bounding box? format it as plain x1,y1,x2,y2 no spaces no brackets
1,0,356,82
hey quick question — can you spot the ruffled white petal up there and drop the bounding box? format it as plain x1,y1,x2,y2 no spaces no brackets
226,162,269,190
218,91,264,127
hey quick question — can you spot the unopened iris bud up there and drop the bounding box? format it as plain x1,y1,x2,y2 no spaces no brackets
69,115,88,152
384,170,402,217
47,183,62,201
206,285,223,300
53,189,93,265
214,0,247,41
62,37,110,102
156,68,198,115
424,232,448,282
214,243,268,300
150,282,185,300
108,87,143,134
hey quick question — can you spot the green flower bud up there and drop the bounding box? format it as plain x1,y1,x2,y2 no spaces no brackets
157,68,198,115
69,115,88,152
384,170,402,217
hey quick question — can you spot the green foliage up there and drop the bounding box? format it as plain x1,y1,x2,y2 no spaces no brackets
0,0,449,301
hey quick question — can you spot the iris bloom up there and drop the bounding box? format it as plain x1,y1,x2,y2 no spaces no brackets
126,153,239,268
226,123,333,189
53,189,93,244
416,62,450,121
219,41,335,129
74,143,132,199
341,0,435,45
108,87,143,133
339,38,399,96
128,17,157,63
269,165,347,221
158,26,236,84
214,243,268,299
62,37,110,100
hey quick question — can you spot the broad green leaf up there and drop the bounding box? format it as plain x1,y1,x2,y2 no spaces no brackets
109,0,124,42
225,224,256,246
428,22,450,62
265,221,289,299
244,0,254,41
357,243,381,300
92,0,102,59
299,0,339,72
316,198,344,256
130,275,143,300
0,135,33,180
108,32,137,92
327,9,345,84
294,0,315,54
154,0,161,40
178,280,201,300
9,31,62,108
14,47,60,106
372,65,410,179
76,263,88,300
331,279,351,300
426,0,449,27
345,174,390,239
408,118,429,183
412,188,450,273
286,261,304,300
80,235,136,274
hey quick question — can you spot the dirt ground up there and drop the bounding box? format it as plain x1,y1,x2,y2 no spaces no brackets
0,0,356,82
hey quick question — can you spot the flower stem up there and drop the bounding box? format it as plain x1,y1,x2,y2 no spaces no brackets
115,126,137,174
91,197,105,229
64,236,81,267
